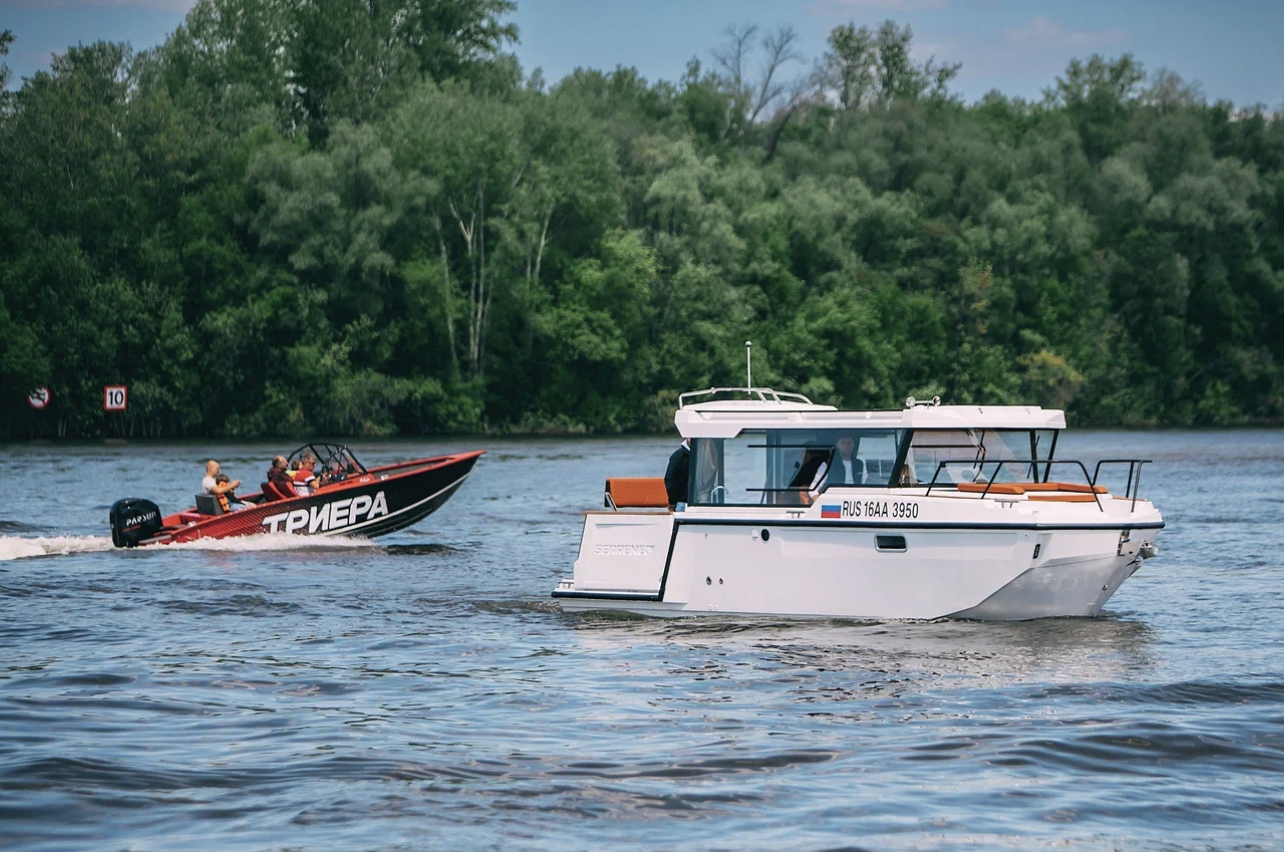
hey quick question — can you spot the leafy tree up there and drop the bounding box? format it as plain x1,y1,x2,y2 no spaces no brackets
2,8,1282,437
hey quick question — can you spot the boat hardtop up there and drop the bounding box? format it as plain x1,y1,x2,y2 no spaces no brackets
676,390,1066,435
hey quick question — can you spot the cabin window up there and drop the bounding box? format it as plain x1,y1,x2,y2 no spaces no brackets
903,429,1062,487
688,429,906,506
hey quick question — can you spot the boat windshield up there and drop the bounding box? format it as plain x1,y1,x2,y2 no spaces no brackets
287,443,367,480
687,429,907,506
903,429,1057,486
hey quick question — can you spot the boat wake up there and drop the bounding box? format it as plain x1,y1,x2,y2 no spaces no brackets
166,533,379,553
0,533,378,562
0,535,114,561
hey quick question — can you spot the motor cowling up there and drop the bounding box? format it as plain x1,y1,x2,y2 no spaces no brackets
110,498,163,548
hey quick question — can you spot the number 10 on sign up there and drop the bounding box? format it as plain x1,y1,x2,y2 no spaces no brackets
104,385,128,411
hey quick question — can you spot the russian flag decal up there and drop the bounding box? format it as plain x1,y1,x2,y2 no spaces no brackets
821,504,841,519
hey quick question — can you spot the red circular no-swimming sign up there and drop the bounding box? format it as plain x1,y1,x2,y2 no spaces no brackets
28,387,51,410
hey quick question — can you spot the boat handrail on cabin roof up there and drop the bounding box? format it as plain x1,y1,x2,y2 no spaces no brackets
677,387,819,408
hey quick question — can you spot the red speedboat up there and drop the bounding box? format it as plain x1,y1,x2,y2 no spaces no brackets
109,443,483,547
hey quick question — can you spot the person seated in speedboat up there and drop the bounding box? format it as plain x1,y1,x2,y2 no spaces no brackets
266,455,298,501
290,454,319,495
202,460,242,500
214,473,250,511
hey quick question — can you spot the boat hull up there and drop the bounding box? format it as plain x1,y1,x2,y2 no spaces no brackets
553,505,1163,621
142,451,482,546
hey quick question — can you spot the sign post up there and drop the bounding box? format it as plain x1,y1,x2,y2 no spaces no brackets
104,385,128,412
28,387,51,410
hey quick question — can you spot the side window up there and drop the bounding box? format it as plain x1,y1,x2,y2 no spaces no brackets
854,432,900,485
689,433,768,505
689,429,908,504
689,438,724,504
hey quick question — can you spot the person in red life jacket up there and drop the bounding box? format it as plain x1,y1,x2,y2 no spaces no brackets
266,455,297,501
213,473,249,512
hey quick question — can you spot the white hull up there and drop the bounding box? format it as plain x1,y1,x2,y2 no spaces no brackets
554,494,1163,621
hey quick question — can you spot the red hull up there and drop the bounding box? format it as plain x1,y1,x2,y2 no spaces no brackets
147,451,483,545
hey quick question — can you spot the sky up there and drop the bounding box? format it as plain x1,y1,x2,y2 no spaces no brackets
2,0,1282,108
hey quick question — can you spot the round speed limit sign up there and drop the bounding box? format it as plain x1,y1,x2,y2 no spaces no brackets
28,386,51,410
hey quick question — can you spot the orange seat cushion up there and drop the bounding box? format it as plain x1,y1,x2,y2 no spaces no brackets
1020,482,1108,494
957,482,1026,495
1027,493,1100,502
956,481,1107,498
606,477,670,508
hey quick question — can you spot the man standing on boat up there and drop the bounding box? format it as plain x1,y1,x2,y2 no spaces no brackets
664,439,690,509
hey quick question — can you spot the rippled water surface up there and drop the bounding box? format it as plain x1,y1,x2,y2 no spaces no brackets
2,431,1282,851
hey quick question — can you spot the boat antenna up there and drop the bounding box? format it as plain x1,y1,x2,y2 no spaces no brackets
746,340,753,390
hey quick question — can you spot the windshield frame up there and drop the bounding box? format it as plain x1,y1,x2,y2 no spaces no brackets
900,428,1062,487
286,443,367,477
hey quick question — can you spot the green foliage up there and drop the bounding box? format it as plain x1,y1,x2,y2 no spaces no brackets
0,29,13,91
2,6,1283,437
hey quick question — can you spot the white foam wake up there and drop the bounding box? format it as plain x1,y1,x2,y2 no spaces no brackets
0,535,114,561
0,532,378,561
165,533,378,552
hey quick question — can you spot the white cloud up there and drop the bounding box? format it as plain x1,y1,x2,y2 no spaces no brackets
806,0,950,17
0,0,198,10
1004,15,1129,50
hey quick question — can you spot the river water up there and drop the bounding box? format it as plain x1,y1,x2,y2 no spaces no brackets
1,431,1281,851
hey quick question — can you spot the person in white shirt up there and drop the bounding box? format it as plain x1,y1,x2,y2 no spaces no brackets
826,434,865,488
201,459,241,499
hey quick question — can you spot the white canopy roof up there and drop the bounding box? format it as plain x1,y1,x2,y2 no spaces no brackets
673,392,1065,439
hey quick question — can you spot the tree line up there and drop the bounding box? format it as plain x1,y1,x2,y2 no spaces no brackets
2,2,1281,438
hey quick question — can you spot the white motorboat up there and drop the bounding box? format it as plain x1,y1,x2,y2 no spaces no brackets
553,387,1163,621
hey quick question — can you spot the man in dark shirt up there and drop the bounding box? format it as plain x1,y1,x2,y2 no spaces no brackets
664,439,690,508
266,455,297,501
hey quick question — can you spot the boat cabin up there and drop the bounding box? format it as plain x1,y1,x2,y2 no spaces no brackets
668,389,1069,508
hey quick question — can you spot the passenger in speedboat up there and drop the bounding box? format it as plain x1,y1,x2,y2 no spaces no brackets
265,455,297,501
291,454,319,495
664,439,690,509
824,434,864,487
202,460,242,500
214,473,249,511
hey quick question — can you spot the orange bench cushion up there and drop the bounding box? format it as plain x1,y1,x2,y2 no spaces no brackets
957,481,1107,496
957,482,1026,495
1021,482,1108,494
606,477,670,508
1027,493,1100,502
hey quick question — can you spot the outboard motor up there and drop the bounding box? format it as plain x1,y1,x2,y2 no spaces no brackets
109,498,164,548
